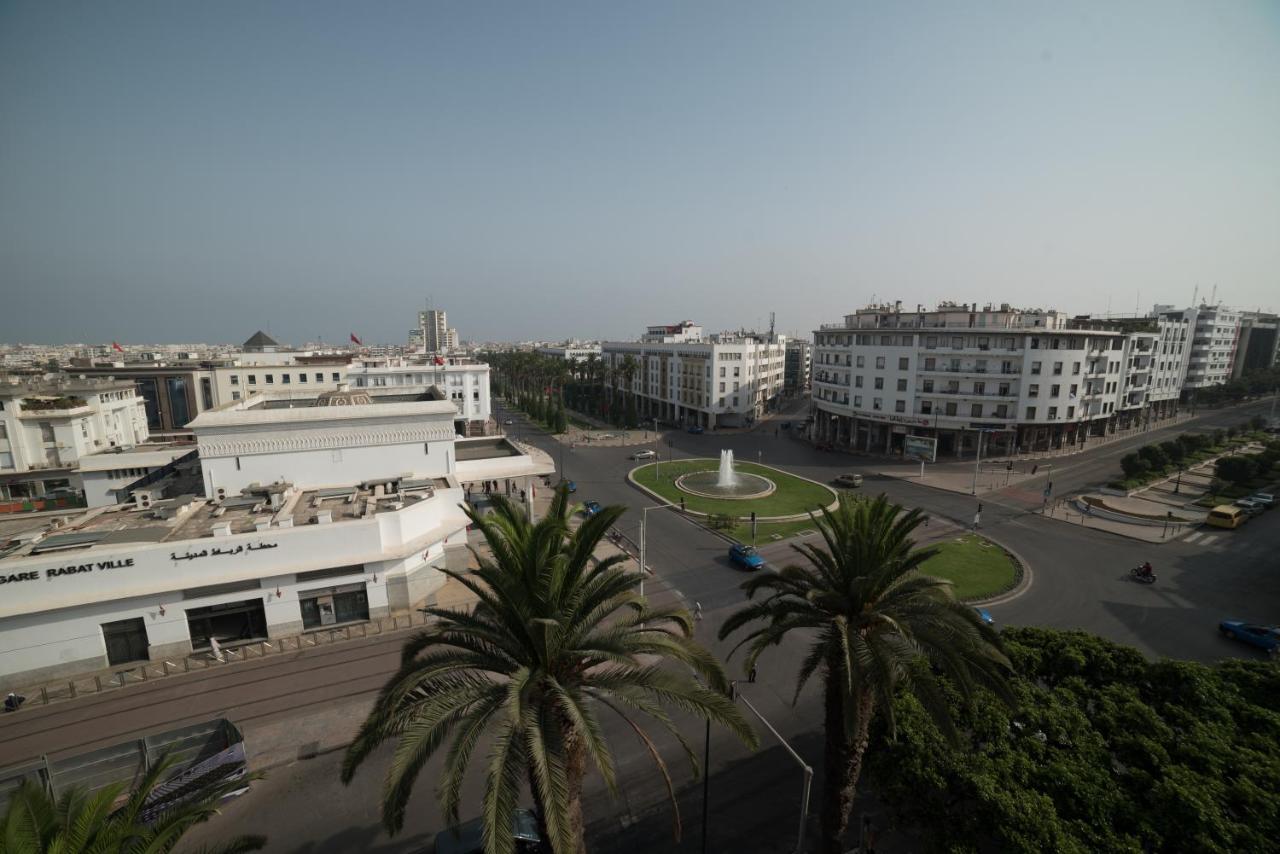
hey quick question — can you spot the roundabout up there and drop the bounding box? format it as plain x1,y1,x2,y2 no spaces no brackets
630,452,837,520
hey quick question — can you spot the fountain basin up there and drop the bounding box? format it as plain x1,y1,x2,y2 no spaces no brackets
675,470,776,500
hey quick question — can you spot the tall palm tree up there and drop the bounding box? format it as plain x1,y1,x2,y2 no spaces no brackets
719,494,1013,854
342,487,757,854
0,754,264,854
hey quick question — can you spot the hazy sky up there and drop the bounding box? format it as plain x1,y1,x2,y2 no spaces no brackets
2,2,1277,346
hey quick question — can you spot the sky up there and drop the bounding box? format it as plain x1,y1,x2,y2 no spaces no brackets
2,1,1278,346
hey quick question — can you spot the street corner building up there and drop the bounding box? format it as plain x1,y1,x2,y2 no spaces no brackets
0,384,553,690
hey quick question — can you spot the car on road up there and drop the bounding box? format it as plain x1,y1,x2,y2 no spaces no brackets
630,449,656,460
1234,498,1265,516
974,607,994,626
1249,493,1275,508
560,480,576,493
687,425,705,434
832,473,863,488
1206,505,1247,529
728,543,765,571
432,808,544,854
582,500,602,517
503,418,514,425
780,422,791,430
1218,620,1280,655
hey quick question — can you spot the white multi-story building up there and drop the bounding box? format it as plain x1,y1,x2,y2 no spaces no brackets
811,303,1188,457
537,345,602,362
0,386,553,688
784,340,812,394
601,323,786,428
1155,304,1240,390
0,378,149,502
344,356,492,436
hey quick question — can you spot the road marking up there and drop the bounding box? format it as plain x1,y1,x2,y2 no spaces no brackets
1200,534,1219,547
1183,531,1204,543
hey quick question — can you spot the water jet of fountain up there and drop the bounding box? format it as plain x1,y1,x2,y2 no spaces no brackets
717,449,737,488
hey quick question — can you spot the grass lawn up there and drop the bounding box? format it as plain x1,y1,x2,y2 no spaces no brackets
920,534,1019,601
632,459,835,518
724,518,823,545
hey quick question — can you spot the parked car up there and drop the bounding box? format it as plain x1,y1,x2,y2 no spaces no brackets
1206,505,1248,529
582,500,602,517
630,449,656,460
832,473,864,488
687,425,705,434
503,418,514,425
1233,498,1265,516
1249,492,1275,508
728,543,765,571
560,480,576,493
1218,620,1280,655
432,808,544,854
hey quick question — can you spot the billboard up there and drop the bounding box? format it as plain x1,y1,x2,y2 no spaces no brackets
903,435,937,463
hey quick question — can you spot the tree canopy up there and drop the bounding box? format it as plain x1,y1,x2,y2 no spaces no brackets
865,627,1280,853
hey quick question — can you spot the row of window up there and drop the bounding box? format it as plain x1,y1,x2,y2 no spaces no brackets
104,466,150,479
230,372,342,386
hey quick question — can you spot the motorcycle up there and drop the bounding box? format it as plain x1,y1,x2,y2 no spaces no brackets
1130,566,1157,584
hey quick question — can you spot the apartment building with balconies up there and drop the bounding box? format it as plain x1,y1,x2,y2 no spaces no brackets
1156,304,1240,391
811,302,1187,458
601,324,786,428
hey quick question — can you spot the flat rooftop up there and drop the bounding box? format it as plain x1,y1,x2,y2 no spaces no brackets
0,476,452,564
455,437,523,461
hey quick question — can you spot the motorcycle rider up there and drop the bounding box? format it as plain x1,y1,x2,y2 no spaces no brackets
1139,561,1154,578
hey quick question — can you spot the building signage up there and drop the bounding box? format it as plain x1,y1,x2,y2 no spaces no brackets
1,558,135,586
903,435,938,463
171,542,278,562
862,413,930,427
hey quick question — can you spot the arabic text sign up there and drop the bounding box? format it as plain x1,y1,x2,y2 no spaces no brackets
903,435,937,463
171,541,278,562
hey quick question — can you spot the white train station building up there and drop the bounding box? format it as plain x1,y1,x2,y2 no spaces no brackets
0,385,553,689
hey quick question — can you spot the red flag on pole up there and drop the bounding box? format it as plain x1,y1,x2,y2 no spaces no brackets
433,356,445,366
111,341,124,352
350,333,362,346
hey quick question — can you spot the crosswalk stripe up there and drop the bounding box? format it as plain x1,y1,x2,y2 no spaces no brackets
1183,532,1204,543
1200,534,1219,547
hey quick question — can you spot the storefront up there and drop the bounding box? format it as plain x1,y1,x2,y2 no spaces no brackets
185,598,268,650
102,617,150,666
300,583,370,629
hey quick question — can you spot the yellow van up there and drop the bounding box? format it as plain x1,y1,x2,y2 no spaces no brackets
1206,505,1247,529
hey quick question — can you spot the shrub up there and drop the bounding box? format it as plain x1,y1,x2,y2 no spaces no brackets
1161,440,1186,463
1212,429,1227,446
1215,456,1258,486
1138,444,1169,470
1250,415,1266,430
1120,453,1150,479
1226,425,1240,439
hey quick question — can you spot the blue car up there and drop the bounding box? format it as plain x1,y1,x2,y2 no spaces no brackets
974,607,994,626
728,543,765,571
1219,620,1280,655
561,480,576,493
687,425,705,434
582,500,602,517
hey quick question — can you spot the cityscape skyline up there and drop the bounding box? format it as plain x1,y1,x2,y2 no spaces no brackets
3,2,1278,344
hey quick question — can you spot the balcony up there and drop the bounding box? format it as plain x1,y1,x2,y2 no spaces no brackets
917,365,1021,376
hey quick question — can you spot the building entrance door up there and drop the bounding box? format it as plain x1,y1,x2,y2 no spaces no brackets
102,617,150,666
185,599,267,651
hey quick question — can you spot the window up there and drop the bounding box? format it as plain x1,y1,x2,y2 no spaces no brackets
1053,362,1063,375
855,376,863,388
1026,406,1037,419
1072,362,1081,375
231,391,241,400
973,382,985,395
853,395,862,407
1030,361,1041,375
1048,406,1058,419
1067,405,1075,418
898,357,909,370
282,374,291,384
875,356,885,369
922,379,934,392
165,377,190,427
896,379,907,392
331,373,340,382
924,357,936,370
925,336,937,348
881,335,892,345
733,382,739,391
971,403,983,417
299,373,308,383
200,378,213,409
977,337,989,350
1051,384,1060,397
1029,384,1040,396
949,358,961,371
856,355,865,368
230,375,240,386
945,402,957,416
1069,384,1078,397
719,382,725,392
1002,360,1014,373
952,337,963,348
265,374,274,384
895,400,906,412
315,373,324,382
1031,338,1040,349
248,375,257,385
999,382,1010,395
873,398,882,410
995,405,1008,417
921,400,933,414
734,367,740,377
874,377,884,390
719,367,725,377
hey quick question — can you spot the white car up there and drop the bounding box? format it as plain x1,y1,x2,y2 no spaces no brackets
1234,498,1265,516
630,449,656,460
1248,493,1274,508
503,419,514,425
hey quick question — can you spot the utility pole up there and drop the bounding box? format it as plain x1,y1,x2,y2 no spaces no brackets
971,430,984,495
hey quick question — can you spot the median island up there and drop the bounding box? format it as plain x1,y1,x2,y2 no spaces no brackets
920,533,1020,601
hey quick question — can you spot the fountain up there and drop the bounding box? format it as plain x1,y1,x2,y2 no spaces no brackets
675,449,775,500
717,450,737,488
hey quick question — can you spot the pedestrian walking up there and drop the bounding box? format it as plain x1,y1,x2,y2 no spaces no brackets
748,665,758,684
694,601,703,621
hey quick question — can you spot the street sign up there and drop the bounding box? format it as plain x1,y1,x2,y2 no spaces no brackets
903,435,938,463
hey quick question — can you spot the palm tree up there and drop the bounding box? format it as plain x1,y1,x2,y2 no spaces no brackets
0,754,264,853
342,487,757,854
719,495,1013,854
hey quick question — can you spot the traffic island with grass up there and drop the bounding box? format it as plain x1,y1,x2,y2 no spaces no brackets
630,458,837,520
920,533,1021,601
